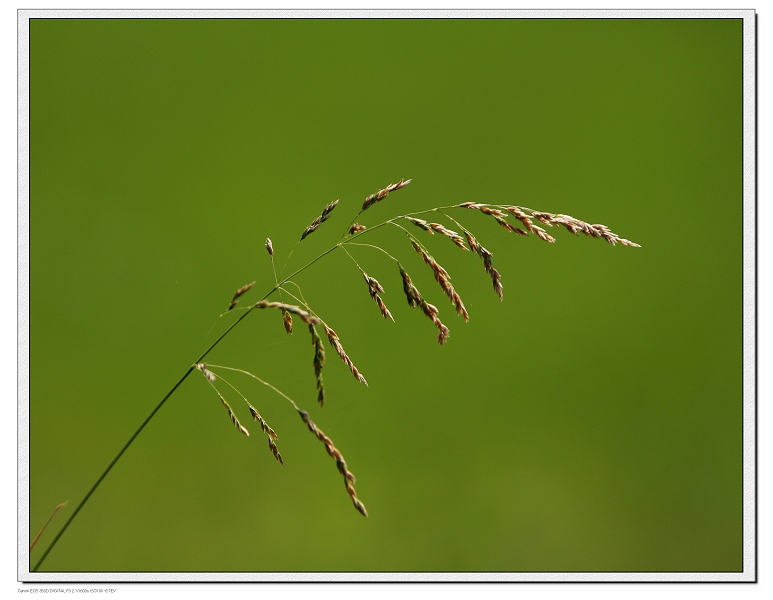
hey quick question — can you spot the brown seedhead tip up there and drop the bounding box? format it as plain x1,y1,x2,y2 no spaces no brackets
297,410,367,517
469,242,503,301
301,199,340,241
265,238,274,256
361,178,411,212
323,323,368,386
363,272,394,322
214,389,249,437
523,209,639,247
228,281,256,311
309,324,326,406
268,437,284,465
349,223,367,235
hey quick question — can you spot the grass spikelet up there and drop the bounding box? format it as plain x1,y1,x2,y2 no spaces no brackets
348,223,367,235
267,437,283,465
463,230,479,253
458,202,508,218
215,389,249,437
323,323,368,386
494,215,528,236
428,223,468,250
505,207,556,243
399,265,419,308
300,199,340,241
361,178,411,212
265,238,274,256
410,240,468,321
309,323,326,406
405,216,434,234
227,281,256,311
298,410,368,517
247,404,283,465
282,309,293,334
471,243,503,301
362,272,394,321
255,300,320,325
398,264,451,344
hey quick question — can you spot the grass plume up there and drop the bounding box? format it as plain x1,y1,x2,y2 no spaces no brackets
32,177,640,569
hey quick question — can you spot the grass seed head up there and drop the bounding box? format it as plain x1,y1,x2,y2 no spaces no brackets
228,281,256,311
361,179,411,212
323,323,368,386
309,324,326,406
298,410,367,517
363,272,394,321
300,199,340,241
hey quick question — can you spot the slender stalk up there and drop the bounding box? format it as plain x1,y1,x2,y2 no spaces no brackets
32,242,344,571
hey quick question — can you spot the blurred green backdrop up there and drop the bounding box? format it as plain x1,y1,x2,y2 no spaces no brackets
29,17,743,573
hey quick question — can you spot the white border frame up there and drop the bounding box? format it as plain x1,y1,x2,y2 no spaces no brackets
17,8,757,584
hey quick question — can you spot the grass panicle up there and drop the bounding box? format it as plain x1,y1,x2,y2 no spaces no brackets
32,177,642,571
301,199,340,241
298,410,367,517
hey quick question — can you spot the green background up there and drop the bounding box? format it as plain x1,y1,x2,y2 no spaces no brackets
29,18,743,573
